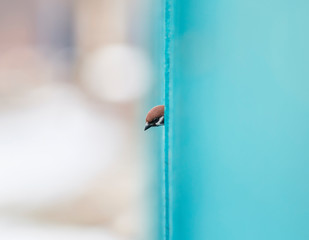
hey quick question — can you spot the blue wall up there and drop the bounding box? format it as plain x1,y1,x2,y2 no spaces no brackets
164,0,309,239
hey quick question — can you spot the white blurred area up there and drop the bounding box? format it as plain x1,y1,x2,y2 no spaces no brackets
0,0,153,239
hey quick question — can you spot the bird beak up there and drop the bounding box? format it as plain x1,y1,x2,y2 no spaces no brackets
144,122,151,131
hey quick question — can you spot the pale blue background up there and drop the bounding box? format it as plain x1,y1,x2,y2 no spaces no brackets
167,0,309,239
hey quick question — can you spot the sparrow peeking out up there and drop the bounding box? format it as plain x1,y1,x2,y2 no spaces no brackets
144,105,165,131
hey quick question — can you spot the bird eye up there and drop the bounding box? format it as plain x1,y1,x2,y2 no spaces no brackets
153,117,159,123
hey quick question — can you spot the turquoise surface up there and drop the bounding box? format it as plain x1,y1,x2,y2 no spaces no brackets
164,0,309,239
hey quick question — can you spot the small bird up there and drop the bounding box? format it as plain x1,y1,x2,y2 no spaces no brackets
144,105,165,131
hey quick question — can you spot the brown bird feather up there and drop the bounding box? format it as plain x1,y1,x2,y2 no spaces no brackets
146,105,165,123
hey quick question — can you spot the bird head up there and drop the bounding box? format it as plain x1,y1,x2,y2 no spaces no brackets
144,105,164,131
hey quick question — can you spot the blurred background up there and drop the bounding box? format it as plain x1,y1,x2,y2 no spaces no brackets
0,0,160,239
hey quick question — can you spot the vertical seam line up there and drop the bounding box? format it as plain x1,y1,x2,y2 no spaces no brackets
164,0,173,239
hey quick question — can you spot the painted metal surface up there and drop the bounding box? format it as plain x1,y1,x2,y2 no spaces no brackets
164,0,309,239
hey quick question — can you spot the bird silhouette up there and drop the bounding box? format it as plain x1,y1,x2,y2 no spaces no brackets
144,105,164,131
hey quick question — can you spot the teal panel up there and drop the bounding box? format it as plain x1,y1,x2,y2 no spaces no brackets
165,0,309,240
